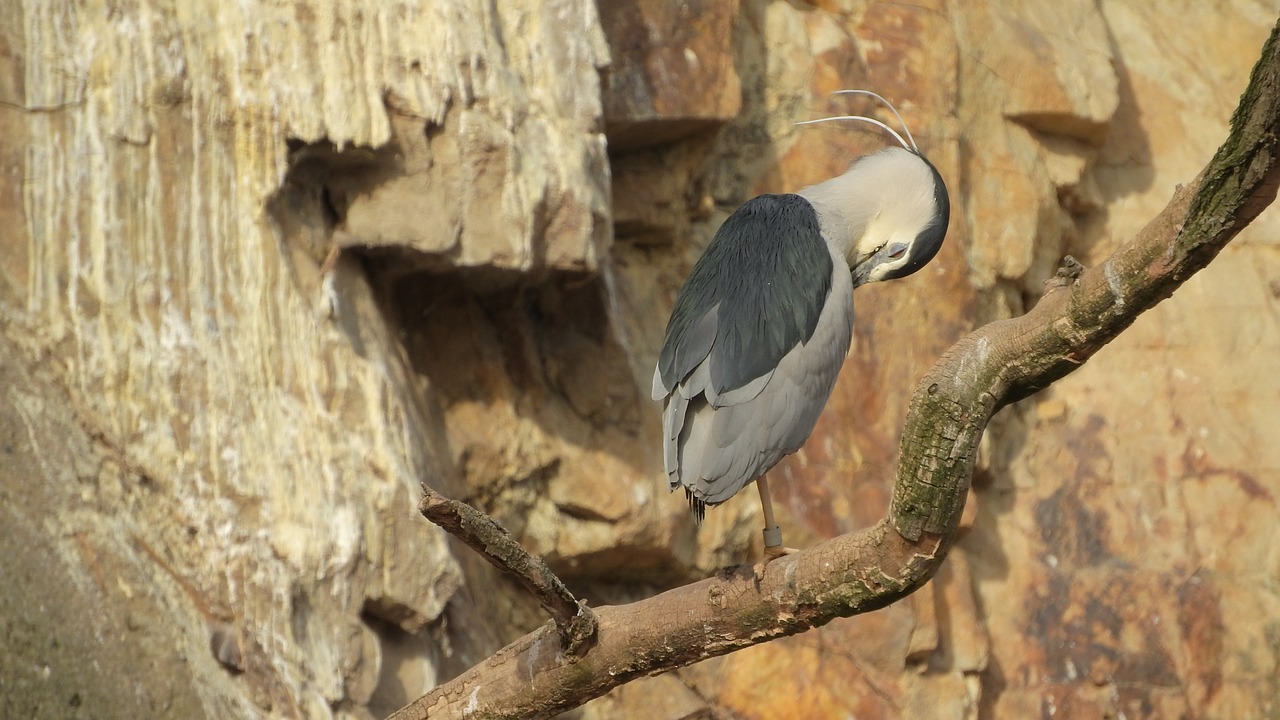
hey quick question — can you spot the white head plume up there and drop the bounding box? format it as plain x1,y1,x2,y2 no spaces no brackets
795,89,920,153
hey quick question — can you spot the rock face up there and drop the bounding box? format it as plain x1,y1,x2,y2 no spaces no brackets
0,1,1277,719
1,1,608,717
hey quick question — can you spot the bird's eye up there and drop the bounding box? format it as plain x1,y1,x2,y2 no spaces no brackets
887,244,907,260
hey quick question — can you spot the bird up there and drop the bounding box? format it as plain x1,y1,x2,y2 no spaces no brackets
651,91,950,563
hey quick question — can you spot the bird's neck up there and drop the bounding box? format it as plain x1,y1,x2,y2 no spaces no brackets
796,172,881,269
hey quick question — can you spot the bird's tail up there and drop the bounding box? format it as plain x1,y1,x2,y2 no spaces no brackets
685,488,707,525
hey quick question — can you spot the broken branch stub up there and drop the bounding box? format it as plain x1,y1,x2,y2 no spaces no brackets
418,486,597,656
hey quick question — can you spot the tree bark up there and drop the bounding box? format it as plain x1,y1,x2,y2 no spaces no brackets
390,19,1280,720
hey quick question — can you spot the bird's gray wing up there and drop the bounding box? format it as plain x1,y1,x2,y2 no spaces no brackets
674,267,853,506
652,194,842,507
654,194,833,399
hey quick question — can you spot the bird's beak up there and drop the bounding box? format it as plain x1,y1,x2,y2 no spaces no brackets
850,249,879,288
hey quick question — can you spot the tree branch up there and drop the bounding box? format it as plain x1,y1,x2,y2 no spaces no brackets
390,20,1280,720
418,486,597,656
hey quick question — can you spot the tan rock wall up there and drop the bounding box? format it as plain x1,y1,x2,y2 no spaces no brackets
1,1,608,717
1,0,1277,718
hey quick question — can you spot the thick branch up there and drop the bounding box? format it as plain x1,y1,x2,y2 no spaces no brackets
891,19,1280,540
392,21,1280,720
419,486,597,656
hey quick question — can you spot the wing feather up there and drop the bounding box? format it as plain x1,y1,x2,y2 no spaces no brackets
655,195,832,397
659,260,854,509
692,284,852,506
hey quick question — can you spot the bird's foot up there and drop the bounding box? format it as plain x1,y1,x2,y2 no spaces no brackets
753,542,799,581
764,544,799,560
747,545,793,579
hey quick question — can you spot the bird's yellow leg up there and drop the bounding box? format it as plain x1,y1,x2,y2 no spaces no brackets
754,476,798,578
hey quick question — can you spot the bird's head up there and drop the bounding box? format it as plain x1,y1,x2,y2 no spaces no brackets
796,91,950,288
845,148,949,287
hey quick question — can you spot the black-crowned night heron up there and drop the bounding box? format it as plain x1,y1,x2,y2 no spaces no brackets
652,91,950,563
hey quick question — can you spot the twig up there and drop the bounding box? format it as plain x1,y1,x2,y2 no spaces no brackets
418,485,598,656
